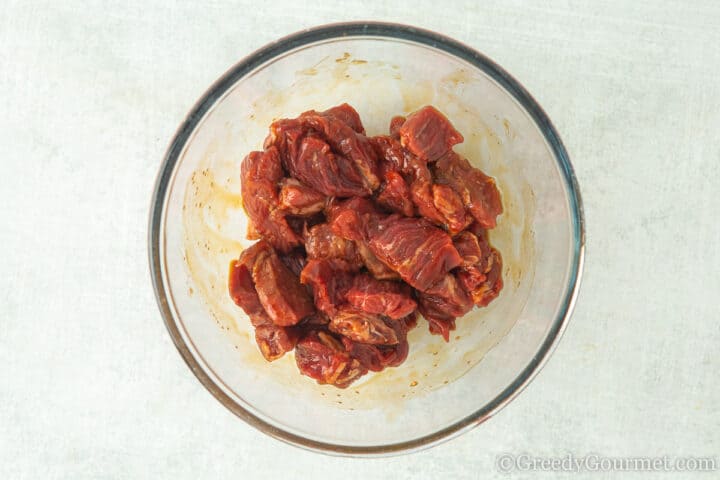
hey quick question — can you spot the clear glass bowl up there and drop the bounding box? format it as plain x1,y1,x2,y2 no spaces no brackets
149,22,584,456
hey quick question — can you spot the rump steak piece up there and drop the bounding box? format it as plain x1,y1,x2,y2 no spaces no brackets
265,104,379,195
318,103,366,134
373,134,469,233
228,241,310,360
304,223,363,272
345,273,417,320
295,330,367,388
329,307,399,345
251,244,315,326
254,325,300,362
341,313,414,371
399,106,464,161
228,241,273,327
326,197,401,280
297,110,380,191
366,215,463,291
300,259,354,317
434,151,503,229
278,178,326,215
240,148,302,252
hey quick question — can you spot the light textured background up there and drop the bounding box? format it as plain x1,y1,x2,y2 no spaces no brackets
1,1,718,479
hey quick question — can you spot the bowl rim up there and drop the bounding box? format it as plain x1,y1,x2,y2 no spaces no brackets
148,21,586,457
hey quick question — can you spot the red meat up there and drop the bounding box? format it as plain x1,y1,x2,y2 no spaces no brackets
399,106,464,161
366,215,462,291
389,115,405,139
326,198,400,279
453,231,484,266
278,178,326,215
254,325,299,362
295,330,367,388
229,242,307,360
278,249,307,278
467,248,504,307
371,135,414,173
300,259,354,317
376,170,415,216
289,133,369,197
435,151,503,229
240,148,302,252
356,243,400,280
304,223,363,271
329,308,399,345
346,274,417,320
420,274,473,317
227,241,273,327
230,104,504,387
317,103,366,134
297,111,380,191
342,315,413,371
251,245,315,326
432,183,472,233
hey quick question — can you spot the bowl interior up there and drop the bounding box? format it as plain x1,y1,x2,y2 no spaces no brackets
157,33,580,451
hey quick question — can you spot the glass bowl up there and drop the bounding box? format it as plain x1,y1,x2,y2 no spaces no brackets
149,22,584,456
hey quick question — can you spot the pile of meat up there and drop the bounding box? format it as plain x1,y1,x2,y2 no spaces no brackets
228,104,503,388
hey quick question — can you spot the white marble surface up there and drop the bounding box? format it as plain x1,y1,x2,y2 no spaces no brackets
1,1,718,478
